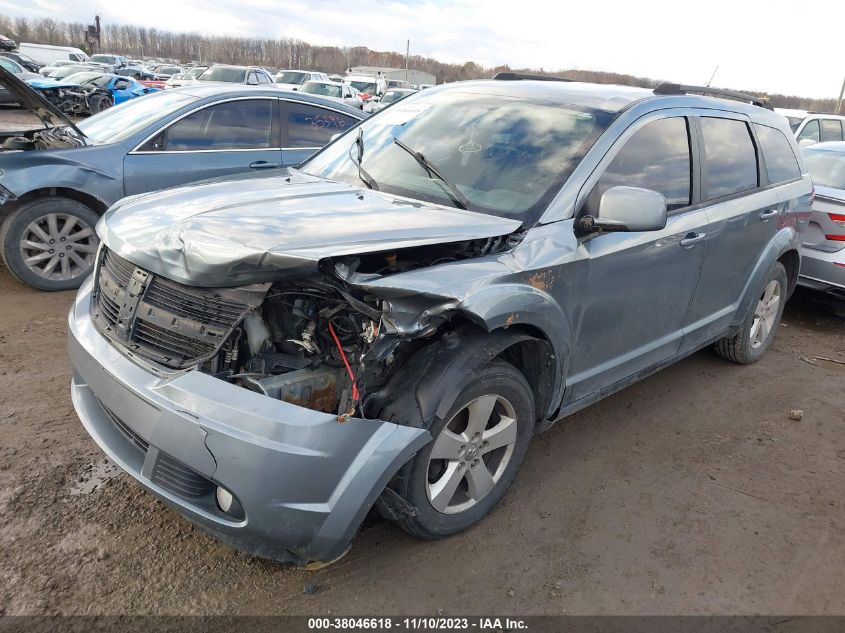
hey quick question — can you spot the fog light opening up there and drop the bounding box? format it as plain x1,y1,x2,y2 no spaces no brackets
216,486,234,513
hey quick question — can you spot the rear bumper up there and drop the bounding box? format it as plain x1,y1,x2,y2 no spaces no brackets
68,277,429,565
798,246,845,292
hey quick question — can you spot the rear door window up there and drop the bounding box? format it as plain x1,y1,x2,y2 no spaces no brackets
281,102,357,147
753,124,801,184
155,99,275,151
701,117,759,200
820,119,844,142
585,116,692,213
797,119,820,143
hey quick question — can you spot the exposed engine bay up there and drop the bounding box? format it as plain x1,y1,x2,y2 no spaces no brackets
35,85,100,116
1,126,85,151
201,237,516,418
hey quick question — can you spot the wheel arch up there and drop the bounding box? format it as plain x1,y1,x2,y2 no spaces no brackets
1,187,109,224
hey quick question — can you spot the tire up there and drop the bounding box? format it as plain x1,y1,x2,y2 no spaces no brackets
381,359,534,539
88,93,113,115
1,197,100,292
714,261,788,364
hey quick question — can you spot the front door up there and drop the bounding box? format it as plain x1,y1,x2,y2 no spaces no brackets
123,97,283,196
280,100,360,166
564,114,708,401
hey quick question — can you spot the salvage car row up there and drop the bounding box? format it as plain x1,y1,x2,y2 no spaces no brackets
0,63,842,568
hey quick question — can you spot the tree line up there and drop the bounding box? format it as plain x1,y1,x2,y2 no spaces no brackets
1,14,837,111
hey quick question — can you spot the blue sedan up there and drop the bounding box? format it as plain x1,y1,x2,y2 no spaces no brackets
26,72,159,114
0,67,366,290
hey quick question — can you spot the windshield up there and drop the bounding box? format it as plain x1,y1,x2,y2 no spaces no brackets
184,67,206,79
158,66,181,75
803,149,845,189
77,91,195,144
199,66,246,83
90,55,115,63
349,80,376,93
786,117,803,133
302,90,611,222
277,71,309,85
381,90,408,104
0,57,21,73
64,72,112,87
301,82,341,98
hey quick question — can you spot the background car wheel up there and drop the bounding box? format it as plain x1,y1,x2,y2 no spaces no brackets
88,93,113,114
381,359,534,539
714,261,788,364
1,197,100,292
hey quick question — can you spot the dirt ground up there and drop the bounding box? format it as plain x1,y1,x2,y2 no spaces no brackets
0,263,843,616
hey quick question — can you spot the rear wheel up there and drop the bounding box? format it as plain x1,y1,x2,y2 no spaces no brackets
1,197,100,291
380,359,534,539
714,261,787,364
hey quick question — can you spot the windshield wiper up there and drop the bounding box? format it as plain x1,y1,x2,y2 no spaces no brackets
392,137,470,210
349,128,379,191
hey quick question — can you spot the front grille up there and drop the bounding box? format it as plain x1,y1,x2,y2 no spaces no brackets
151,452,215,499
91,249,265,369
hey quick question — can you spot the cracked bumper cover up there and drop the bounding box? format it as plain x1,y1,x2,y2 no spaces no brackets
67,277,430,564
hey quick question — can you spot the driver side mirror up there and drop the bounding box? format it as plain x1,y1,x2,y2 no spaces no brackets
580,186,667,233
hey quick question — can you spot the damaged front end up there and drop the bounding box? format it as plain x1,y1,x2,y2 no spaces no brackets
33,84,90,116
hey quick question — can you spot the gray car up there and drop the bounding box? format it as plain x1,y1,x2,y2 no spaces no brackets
0,67,364,291
68,76,812,566
798,142,845,295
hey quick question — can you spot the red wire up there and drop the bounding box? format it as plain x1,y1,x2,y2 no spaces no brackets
328,321,360,402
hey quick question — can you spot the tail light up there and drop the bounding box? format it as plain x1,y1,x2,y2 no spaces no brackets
826,212,845,241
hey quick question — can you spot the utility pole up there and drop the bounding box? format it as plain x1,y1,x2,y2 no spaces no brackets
837,73,845,115
405,39,409,83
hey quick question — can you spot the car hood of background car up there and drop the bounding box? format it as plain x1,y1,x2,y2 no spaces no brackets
0,66,85,137
99,170,523,287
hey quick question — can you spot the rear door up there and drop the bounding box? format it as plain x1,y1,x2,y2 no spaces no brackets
680,113,780,350
123,97,282,196
565,113,709,400
280,100,359,166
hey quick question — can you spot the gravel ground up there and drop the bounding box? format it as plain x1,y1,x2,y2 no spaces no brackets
0,264,843,616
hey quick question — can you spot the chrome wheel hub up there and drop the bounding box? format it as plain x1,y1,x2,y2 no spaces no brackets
19,212,98,282
750,279,781,349
426,394,518,515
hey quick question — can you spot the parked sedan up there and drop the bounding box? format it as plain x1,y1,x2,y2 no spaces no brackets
299,80,363,109
0,56,41,104
38,60,77,77
198,64,274,85
798,142,845,296
0,35,15,52
164,66,208,89
0,67,364,291
1,51,43,73
27,73,159,115
364,88,416,113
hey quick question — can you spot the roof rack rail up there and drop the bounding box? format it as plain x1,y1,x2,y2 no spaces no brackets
654,83,773,110
492,72,573,82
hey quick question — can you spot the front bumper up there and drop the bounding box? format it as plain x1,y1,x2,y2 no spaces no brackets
798,246,845,292
68,277,429,565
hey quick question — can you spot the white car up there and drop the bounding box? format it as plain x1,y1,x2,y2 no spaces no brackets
274,70,329,91
342,74,378,100
776,108,845,147
364,88,417,113
165,66,208,89
298,80,363,109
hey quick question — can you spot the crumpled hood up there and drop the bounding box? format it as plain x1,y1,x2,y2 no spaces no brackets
26,78,87,91
99,170,522,287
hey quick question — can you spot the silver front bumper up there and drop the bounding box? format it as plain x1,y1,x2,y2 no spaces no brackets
68,277,429,564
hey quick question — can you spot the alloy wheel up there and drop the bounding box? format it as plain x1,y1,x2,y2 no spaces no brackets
750,279,781,349
426,394,518,514
18,213,98,282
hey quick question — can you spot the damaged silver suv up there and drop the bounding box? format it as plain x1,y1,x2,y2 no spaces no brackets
68,75,812,565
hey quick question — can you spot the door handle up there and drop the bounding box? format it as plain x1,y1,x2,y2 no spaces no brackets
249,161,281,170
680,232,707,248
759,209,778,221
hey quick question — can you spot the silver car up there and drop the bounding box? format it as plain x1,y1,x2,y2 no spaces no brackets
799,142,845,295
69,76,812,566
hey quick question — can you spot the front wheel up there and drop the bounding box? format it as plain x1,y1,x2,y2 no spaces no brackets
1,197,100,291
88,93,113,115
714,261,788,364
380,359,534,539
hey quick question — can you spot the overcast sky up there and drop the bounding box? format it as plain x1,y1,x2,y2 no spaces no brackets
1,0,842,98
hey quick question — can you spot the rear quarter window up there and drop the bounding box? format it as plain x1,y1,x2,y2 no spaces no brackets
701,117,759,200
820,119,844,142
753,124,801,184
